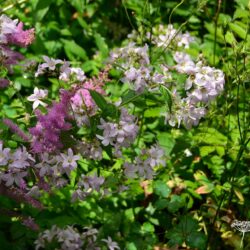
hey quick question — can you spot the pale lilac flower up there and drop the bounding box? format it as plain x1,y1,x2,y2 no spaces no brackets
78,174,105,192
58,148,80,175
124,145,166,180
35,56,62,77
0,15,18,43
27,87,48,110
174,52,196,74
102,236,120,250
97,109,138,152
76,140,103,160
59,61,71,81
41,56,62,70
70,67,86,81
2,170,27,187
9,146,35,169
97,119,118,146
124,162,137,179
146,145,165,167
0,142,11,166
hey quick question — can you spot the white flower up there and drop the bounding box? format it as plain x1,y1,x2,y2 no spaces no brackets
59,61,71,81
27,87,48,110
70,67,86,81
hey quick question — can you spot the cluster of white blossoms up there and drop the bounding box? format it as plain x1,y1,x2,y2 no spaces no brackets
124,144,166,179
35,56,86,82
35,225,120,250
152,24,194,48
97,108,139,155
0,142,35,187
164,53,225,128
110,24,225,129
110,43,172,93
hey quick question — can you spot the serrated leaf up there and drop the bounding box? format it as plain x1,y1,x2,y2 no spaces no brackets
225,31,237,45
229,23,247,39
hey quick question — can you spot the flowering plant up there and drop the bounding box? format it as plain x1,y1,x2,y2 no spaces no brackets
0,0,249,248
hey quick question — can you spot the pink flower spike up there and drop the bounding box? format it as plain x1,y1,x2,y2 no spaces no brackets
7,22,35,47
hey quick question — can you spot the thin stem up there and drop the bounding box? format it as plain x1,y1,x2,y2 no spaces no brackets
240,231,245,249
213,0,222,65
169,0,185,25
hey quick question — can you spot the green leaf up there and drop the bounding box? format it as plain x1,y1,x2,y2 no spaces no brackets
141,222,155,233
159,85,172,112
33,0,52,21
167,216,206,249
154,199,169,210
121,89,143,106
89,90,118,118
225,31,237,45
94,33,109,57
126,242,137,250
200,146,215,157
153,180,171,197
187,232,207,250
229,23,247,39
61,39,88,61
233,8,249,19
167,195,185,213
156,132,175,156
89,90,107,110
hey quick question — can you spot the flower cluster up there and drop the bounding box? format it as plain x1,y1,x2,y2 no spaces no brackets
72,174,105,202
110,26,224,129
34,148,80,188
29,90,72,153
0,15,34,88
97,108,139,155
0,14,35,47
0,141,34,187
124,144,166,179
110,43,171,93
35,56,86,82
35,225,120,250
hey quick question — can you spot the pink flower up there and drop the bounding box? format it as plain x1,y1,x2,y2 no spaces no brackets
7,22,35,47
